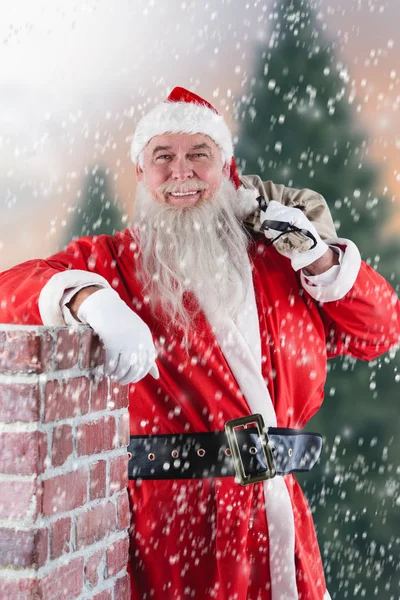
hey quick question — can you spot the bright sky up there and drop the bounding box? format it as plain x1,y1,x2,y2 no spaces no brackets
1,0,399,269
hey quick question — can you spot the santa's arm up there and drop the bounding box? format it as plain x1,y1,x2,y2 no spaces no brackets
256,198,399,360
0,234,158,383
301,240,400,360
0,236,112,326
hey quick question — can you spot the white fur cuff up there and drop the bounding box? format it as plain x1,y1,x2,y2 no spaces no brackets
38,270,111,326
300,238,361,303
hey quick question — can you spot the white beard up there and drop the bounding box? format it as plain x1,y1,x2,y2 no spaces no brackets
131,178,251,344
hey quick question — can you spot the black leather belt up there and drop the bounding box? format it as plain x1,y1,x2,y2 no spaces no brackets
128,414,322,486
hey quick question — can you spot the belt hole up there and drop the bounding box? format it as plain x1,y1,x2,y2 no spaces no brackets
249,447,257,455
171,449,179,458
127,452,132,459
197,448,206,457
148,453,155,461
224,448,231,456
288,448,293,457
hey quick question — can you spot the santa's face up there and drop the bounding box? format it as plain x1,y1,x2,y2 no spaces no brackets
135,133,230,207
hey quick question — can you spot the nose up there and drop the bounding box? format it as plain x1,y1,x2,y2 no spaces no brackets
170,156,193,181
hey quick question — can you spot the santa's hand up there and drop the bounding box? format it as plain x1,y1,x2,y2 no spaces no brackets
77,288,159,384
260,200,329,271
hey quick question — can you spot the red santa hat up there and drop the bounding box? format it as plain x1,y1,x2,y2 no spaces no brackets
131,86,258,217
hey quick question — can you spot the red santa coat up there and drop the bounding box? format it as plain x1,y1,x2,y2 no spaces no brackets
0,228,398,600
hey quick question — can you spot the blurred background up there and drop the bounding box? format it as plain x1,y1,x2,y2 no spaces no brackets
1,0,399,597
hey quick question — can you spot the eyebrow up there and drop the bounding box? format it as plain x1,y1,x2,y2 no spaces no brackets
152,145,172,156
190,143,212,152
151,142,213,156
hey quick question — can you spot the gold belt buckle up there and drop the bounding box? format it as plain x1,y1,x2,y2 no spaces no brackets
224,414,276,486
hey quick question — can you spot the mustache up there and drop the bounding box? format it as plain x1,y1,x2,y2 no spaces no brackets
157,179,210,194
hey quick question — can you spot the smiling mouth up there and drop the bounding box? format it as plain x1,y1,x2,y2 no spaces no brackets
169,191,200,197
167,190,201,205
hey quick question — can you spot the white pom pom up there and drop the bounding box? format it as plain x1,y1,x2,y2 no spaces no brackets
234,186,259,219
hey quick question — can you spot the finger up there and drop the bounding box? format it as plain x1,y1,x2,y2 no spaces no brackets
264,201,297,220
105,351,121,376
260,223,283,239
111,353,139,382
149,363,159,379
137,351,157,382
118,361,149,385
263,201,288,216
129,353,158,384
117,365,139,385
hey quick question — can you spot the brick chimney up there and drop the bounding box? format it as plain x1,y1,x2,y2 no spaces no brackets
0,325,131,600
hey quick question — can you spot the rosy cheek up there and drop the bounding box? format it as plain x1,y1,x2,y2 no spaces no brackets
146,169,167,189
197,167,217,185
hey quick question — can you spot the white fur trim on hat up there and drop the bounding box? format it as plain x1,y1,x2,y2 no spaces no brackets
131,101,233,166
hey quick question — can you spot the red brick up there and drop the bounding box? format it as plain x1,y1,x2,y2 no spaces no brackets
76,416,116,456
110,454,129,495
114,573,131,599
42,468,88,516
117,491,131,530
80,329,105,369
118,411,130,447
79,328,94,369
0,431,47,476
0,382,40,423
0,528,23,567
75,501,116,549
40,556,84,600
109,383,128,410
50,517,71,559
0,575,40,599
89,460,107,500
0,480,36,519
84,548,104,587
92,591,112,600
0,527,48,568
91,338,106,367
106,536,129,578
55,329,79,370
37,431,48,475
91,376,108,412
34,527,48,568
51,424,73,467
0,330,53,374
44,377,89,422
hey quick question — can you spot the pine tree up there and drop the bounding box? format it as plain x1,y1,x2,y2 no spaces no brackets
64,165,123,244
235,1,399,597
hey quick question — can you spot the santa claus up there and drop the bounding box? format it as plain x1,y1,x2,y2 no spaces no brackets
0,87,398,600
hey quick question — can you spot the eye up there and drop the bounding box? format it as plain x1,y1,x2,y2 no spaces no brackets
192,153,208,158
155,155,171,161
